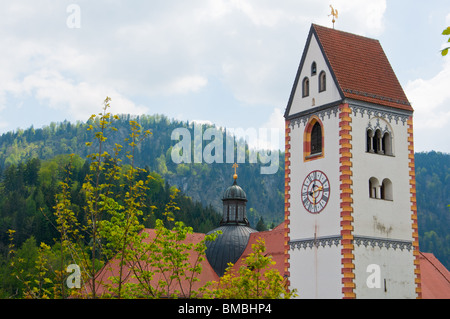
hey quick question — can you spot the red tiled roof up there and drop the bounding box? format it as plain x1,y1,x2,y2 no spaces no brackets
419,252,450,299
232,223,286,276
89,226,287,297
90,225,450,299
312,24,413,111
90,229,219,298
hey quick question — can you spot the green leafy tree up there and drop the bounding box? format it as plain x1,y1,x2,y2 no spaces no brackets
1,97,297,299
96,117,153,298
255,217,268,231
7,231,54,299
441,27,450,56
206,238,297,299
99,188,220,299
48,97,220,299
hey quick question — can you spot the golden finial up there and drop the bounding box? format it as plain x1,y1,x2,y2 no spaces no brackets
232,163,238,180
329,5,338,29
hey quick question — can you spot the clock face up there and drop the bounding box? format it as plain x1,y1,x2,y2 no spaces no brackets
301,170,330,214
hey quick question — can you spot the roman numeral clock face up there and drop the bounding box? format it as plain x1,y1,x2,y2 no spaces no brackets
301,170,330,214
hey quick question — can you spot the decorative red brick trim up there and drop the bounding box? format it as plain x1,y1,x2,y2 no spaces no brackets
339,104,355,299
407,116,422,299
284,120,292,285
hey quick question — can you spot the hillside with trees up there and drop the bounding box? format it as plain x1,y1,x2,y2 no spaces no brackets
415,151,450,269
0,107,289,299
0,114,448,271
0,114,284,228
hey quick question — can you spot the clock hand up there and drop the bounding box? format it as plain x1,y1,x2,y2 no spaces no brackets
309,183,317,196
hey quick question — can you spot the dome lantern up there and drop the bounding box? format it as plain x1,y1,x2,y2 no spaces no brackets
205,163,258,277
221,163,249,226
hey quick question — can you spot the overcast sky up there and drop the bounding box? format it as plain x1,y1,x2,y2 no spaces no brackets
0,0,449,153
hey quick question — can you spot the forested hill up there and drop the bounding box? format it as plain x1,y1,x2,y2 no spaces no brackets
0,115,448,269
415,151,450,269
0,115,285,228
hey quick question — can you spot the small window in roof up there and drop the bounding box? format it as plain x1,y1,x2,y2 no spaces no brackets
319,71,326,92
302,77,309,97
311,62,317,76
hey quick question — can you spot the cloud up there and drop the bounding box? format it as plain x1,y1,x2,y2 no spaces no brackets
405,58,450,152
256,107,285,151
158,75,208,96
332,0,387,36
0,0,389,136
17,69,148,120
195,0,388,107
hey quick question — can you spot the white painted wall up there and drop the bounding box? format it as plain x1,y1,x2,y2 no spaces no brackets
351,110,413,240
353,245,416,298
288,114,341,241
288,34,341,117
286,28,416,299
350,104,416,298
290,246,343,299
288,111,343,298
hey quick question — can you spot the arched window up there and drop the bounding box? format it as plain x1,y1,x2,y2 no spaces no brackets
319,71,326,92
369,177,393,200
382,132,392,156
369,177,380,199
310,122,322,155
303,117,324,161
302,77,309,97
381,178,393,200
366,119,394,156
311,62,317,76
373,129,382,154
366,129,374,153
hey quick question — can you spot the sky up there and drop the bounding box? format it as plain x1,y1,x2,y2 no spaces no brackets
0,0,449,153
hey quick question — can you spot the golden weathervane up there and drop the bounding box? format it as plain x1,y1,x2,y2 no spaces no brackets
329,5,338,29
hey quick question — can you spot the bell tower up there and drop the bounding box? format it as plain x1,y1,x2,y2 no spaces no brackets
283,24,421,298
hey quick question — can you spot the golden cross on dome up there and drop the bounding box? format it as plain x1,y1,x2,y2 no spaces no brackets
232,163,238,180
329,5,338,29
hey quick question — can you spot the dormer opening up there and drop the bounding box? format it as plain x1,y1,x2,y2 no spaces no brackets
319,71,326,92
302,77,310,97
311,62,317,76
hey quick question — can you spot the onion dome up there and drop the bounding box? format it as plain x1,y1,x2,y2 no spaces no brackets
205,163,257,277
205,225,257,277
222,179,247,201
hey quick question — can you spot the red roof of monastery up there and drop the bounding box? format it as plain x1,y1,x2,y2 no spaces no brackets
233,222,286,276
419,252,450,299
312,24,413,111
91,229,220,298
91,224,449,299
89,226,287,298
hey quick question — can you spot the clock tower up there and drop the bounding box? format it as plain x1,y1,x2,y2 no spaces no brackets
283,24,421,298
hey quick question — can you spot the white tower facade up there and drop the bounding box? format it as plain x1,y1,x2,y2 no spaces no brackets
283,24,421,299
